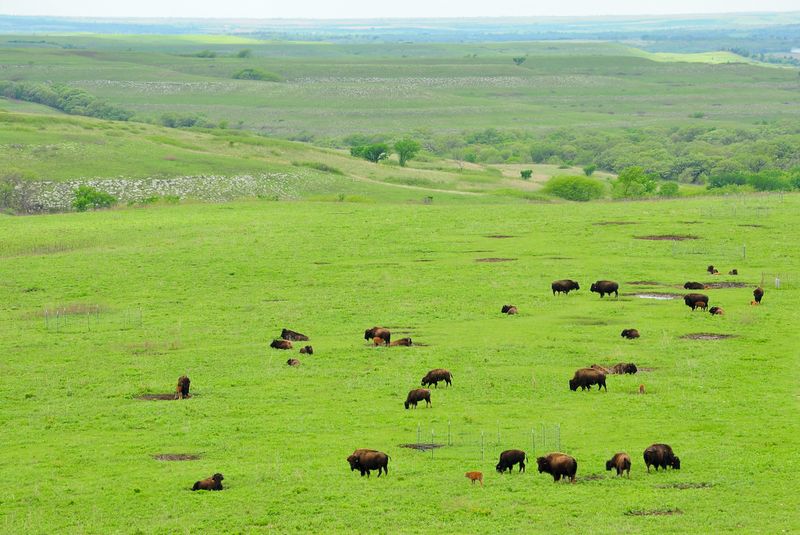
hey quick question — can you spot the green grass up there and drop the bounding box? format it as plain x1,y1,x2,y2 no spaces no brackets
1,194,798,533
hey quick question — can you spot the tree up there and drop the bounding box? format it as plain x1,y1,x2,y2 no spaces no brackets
520,169,532,180
73,185,116,212
512,56,527,66
394,138,421,167
658,182,680,197
543,175,606,201
583,164,597,176
236,49,252,58
350,143,389,163
612,166,657,198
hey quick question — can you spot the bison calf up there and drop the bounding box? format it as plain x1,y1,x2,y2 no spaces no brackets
709,306,724,316
365,327,391,345
389,338,413,347
537,453,577,483
606,452,631,477
621,329,640,339
569,368,607,392
421,369,452,388
496,449,526,474
639,384,646,395
465,471,484,486
287,358,300,367
299,345,313,354
280,328,309,341
644,444,680,472
404,388,431,409
729,269,738,275
192,473,224,491
501,304,518,314
174,375,191,400
270,339,292,350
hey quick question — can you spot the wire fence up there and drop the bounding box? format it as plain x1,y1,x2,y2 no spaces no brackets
42,306,143,332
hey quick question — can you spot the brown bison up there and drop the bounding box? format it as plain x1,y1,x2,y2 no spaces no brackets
270,339,292,350
707,265,719,275
709,306,724,316
346,448,378,474
693,300,708,311
644,444,680,472
286,358,301,367
621,329,640,339
496,449,527,474
465,471,484,486
174,375,191,400
421,369,452,388
501,304,518,315
389,338,413,347
610,362,638,375
404,388,431,409
590,364,610,374
729,269,738,275
349,450,389,477
639,384,646,395
684,293,709,310
606,452,631,477
536,453,577,483
373,337,385,346
753,287,764,304
364,327,391,345
299,345,313,354
281,328,309,341
192,473,224,491
590,280,619,298
552,280,580,295
569,368,607,391
684,281,705,290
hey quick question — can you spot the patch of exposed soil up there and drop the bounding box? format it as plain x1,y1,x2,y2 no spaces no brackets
634,235,699,241
399,443,444,451
136,393,178,401
415,259,435,262
626,292,682,300
657,482,713,490
485,235,515,239
625,508,683,517
679,221,703,224
312,261,331,265
681,333,737,340
545,257,574,260
153,454,201,461
594,221,637,226
739,224,765,228
702,281,748,289
476,258,517,263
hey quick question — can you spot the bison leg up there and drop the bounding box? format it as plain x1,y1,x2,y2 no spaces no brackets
519,461,525,473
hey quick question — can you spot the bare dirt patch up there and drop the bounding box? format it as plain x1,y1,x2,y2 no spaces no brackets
136,393,178,401
702,281,748,289
739,224,765,228
545,256,574,260
485,235,515,239
399,443,444,451
681,333,738,340
625,508,683,517
594,221,637,226
634,235,700,241
312,261,331,265
415,259,435,262
475,258,517,263
657,482,713,490
679,221,703,224
153,454,201,461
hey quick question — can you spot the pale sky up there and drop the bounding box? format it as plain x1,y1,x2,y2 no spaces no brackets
2,0,799,19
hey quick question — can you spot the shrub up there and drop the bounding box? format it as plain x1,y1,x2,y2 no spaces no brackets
73,186,116,212
351,143,389,163
747,170,790,191
658,182,680,197
612,166,657,198
583,164,597,176
708,172,748,189
520,169,532,180
236,49,252,58
232,68,282,82
542,175,606,201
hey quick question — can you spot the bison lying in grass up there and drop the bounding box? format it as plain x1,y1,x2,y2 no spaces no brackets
281,328,309,341
192,473,224,491
270,339,292,350
621,328,640,339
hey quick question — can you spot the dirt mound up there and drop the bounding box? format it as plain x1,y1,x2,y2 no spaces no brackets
475,258,517,263
136,393,177,401
399,443,444,451
634,235,699,241
594,221,636,226
627,292,682,300
681,333,737,340
153,454,201,461
702,281,748,289
485,235,515,239
625,508,683,517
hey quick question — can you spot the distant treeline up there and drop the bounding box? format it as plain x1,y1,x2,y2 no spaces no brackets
0,81,133,121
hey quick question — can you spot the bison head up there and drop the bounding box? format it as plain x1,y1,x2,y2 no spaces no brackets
404,400,410,409
572,281,580,290
364,328,374,340
590,283,597,292
671,457,681,470
212,473,224,482
569,379,578,391
495,462,504,473
605,459,613,471
625,364,638,374
536,457,549,473
346,455,359,471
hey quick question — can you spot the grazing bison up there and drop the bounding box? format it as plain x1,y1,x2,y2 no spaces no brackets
501,304,518,315
270,339,292,350
621,328,640,339
390,338,413,347
346,448,378,474
569,368,607,391
684,293,709,310
404,388,431,409
496,449,527,474
286,358,300,367
351,450,389,477
753,287,764,304
465,471,484,486
192,473,224,491
644,444,680,472
364,327,391,345
421,369,452,388
174,375,191,400
299,345,313,354
590,280,619,298
552,280,580,295
606,452,631,477
610,362,638,375
684,281,705,290
709,306,724,316
729,269,738,275
536,453,577,483
281,328,309,341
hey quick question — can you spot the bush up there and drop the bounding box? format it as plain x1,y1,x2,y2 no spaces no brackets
542,175,606,201
351,143,389,163
707,172,748,189
0,81,133,121
232,68,282,82
73,186,116,212
612,166,657,198
583,164,597,176
520,169,532,180
658,182,680,197
747,170,790,191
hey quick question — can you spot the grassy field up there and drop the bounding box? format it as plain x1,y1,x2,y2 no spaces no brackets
1,194,798,533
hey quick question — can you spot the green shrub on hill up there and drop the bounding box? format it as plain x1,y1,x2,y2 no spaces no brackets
232,68,282,82
542,175,606,201
73,185,116,212
0,81,133,121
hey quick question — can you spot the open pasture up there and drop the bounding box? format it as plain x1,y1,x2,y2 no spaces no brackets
1,194,798,533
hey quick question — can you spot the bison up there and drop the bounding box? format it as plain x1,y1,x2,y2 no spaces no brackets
707,265,719,274
590,280,619,298
421,369,452,388
373,337,385,346
465,471,484,486
174,375,191,400
389,338,413,347
621,329,640,339
350,450,389,477
569,368,607,391
364,327,391,345
192,473,224,491
346,448,378,474
299,345,313,354
684,293,709,310
270,339,292,350
286,358,300,366
590,364,610,374
404,388,431,409
552,280,580,296
753,287,764,304
606,452,631,477
684,281,705,290
639,384,646,395
729,269,738,275
496,449,526,474
644,444,680,472
501,304,518,315
610,362,638,375
709,306,724,316
281,328,309,341
693,300,708,311
536,453,577,483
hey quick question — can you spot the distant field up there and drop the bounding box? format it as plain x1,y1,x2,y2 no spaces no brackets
1,194,798,533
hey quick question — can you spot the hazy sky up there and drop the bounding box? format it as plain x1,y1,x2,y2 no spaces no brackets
2,0,798,19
